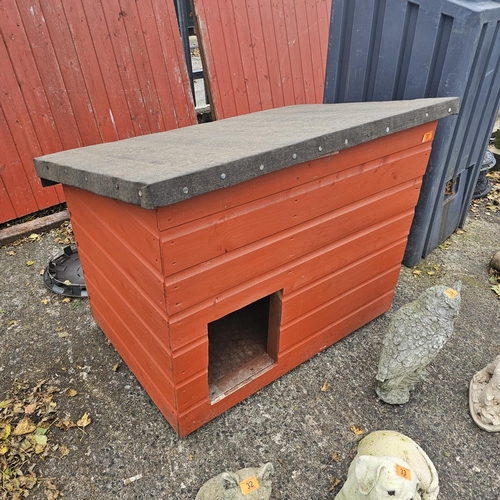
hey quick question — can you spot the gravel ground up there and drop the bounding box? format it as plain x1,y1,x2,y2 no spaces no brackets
1,197,499,499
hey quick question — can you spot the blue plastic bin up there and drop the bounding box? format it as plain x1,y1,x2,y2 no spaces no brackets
324,0,500,266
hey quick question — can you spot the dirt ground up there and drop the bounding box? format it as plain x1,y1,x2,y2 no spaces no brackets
1,177,499,499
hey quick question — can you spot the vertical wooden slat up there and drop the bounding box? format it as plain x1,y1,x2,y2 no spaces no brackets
99,0,156,136
270,0,296,106
78,0,138,139
232,0,262,113
0,177,17,222
39,0,103,145
217,0,250,115
282,0,306,104
18,0,84,148
257,0,285,108
0,104,39,217
60,0,120,143
0,0,196,224
194,0,332,118
246,1,273,110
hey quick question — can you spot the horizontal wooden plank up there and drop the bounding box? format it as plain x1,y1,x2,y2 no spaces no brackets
90,300,179,432
73,219,170,350
79,250,173,376
175,371,209,412
281,240,405,322
172,338,208,384
65,188,165,305
165,181,421,313
160,145,430,274
0,210,69,246
156,122,436,230
65,186,162,272
168,216,412,351
176,292,393,436
279,267,400,351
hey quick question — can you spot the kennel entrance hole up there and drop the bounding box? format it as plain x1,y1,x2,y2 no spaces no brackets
208,292,281,402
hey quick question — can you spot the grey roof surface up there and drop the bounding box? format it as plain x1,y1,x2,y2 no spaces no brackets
35,98,459,209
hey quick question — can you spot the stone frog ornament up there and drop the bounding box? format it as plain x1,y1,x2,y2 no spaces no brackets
376,282,461,404
195,462,274,500
334,431,438,500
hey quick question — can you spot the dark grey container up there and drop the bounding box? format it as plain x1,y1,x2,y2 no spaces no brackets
324,0,500,266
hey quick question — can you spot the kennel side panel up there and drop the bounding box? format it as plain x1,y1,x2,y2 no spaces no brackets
167,214,413,351
279,267,401,351
281,240,406,323
160,145,431,276
164,180,423,314
64,186,165,302
89,296,179,433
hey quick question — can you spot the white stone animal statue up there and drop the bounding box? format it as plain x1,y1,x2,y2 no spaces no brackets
195,462,274,500
469,354,500,432
334,430,439,500
376,282,461,404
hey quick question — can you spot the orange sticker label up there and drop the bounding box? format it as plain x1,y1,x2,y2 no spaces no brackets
445,288,457,299
396,464,412,481
240,476,259,495
422,131,434,142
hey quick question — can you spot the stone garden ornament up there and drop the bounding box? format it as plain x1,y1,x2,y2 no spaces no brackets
469,354,500,432
334,430,439,500
195,462,274,500
376,282,462,404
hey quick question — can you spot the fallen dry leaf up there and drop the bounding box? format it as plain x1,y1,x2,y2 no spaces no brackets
59,444,70,458
26,260,34,266
65,388,77,397
329,478,342,491
350,425,364,436
320,380,330,392
56,419,76,431
13,417,37,436
77,413,91,428
24,403,37,415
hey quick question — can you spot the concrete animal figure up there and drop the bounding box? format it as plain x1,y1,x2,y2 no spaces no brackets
195,462,274,500
469,354,500,432
334,430,439,500
376,282,461,404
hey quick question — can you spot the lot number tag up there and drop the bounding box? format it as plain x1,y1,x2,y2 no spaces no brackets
239,476,259,495
422,131,434,142
395,464,412,481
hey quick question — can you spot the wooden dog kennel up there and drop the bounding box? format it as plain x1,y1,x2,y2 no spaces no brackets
35,99,458,436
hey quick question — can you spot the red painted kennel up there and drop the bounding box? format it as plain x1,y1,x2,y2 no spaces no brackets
35,99,458,436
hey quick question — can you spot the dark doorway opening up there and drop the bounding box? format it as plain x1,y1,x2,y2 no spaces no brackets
208,292,281,402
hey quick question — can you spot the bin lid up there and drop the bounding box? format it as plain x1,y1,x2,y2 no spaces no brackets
35,98,458,209
43,246,87,298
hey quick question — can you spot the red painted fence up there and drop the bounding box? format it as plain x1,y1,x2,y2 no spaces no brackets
193,0,332,119
0,0,195,224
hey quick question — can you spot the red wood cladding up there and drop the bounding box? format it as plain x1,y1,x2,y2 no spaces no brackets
63,123,437,436
0,0,195,223
193,0,332,119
